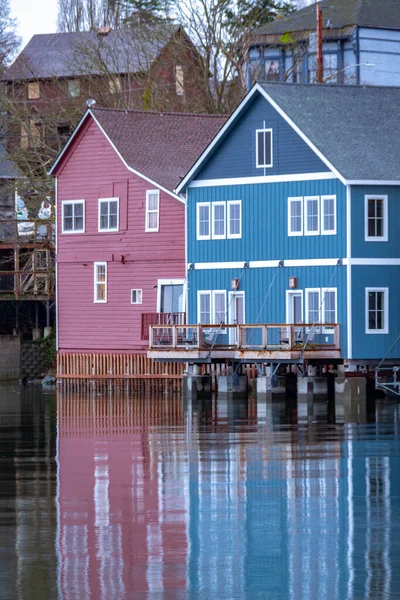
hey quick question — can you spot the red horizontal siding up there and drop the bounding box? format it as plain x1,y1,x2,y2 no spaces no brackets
57,118,185,352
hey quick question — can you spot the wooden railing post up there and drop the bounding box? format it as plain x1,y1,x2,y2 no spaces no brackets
172,326,177,348
334,324,340,349
236,324,241,348
197,326,203,349
149,326,153,348
262,325,268,349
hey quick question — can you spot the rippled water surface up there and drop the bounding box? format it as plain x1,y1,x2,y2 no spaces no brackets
0,382,400,599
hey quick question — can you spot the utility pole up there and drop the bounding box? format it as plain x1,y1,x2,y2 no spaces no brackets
316,2,323,83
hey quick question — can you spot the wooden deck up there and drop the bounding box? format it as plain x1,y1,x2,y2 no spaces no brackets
148,323,341,363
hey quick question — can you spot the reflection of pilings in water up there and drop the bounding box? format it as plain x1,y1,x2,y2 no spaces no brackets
57,387,185,436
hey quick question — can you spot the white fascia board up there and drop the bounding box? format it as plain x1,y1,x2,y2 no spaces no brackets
192,258,342,270
192,261,246,270
350,258,400,265
346,180,400,186
189,172,336,188
258,86,346,185
176,85,262,194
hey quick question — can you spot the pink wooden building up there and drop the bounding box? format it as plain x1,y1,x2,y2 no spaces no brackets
51,108,225,365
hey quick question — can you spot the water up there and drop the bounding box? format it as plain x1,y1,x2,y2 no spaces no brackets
0,382,400,599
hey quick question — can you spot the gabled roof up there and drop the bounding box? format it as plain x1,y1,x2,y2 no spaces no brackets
5,23,182,81
177,83,400,190
50,108,227,193
253,0,400,37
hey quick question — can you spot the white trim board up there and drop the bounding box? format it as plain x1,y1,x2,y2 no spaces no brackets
346,185,352,360
346,180,400,186
50,110,185,204
188,172,336,188
190,258,400,270
176,83,345,193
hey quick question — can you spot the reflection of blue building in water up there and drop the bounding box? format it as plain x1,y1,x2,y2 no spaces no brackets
178,83,400,365
186,400,400,598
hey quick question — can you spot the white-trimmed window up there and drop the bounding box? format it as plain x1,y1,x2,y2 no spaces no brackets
366,288,388,334
304,196,319,235
322,288,337,332
212,202,226,239
94,262,107,303
98,198,119,232
321,195,336,235
197,290,226,326
256,128,273,168
62,200,85,233
227,200,242,238
288,197,303,236
68,79,80,98
306,288,320,324
145,190,159,232
365,195,388,241
131,289,142,304
197,202,210,240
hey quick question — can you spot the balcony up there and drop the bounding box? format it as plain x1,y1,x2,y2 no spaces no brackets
148,323,341,363
141,312,186,341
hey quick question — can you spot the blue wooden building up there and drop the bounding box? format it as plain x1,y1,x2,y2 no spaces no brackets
245,0,400,88
173,83,400,366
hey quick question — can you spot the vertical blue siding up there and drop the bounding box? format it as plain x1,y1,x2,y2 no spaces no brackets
187,265,347,357
351,266,400,360
196,94,330,181
188,178,346,264
351,185,400,258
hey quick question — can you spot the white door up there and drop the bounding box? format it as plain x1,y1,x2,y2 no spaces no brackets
286,290,303,343
229,291,245,343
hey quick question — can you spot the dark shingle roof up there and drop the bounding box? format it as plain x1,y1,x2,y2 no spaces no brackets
5,23,180,81
90,108,227,190
254,0,400,36
261,83,400,181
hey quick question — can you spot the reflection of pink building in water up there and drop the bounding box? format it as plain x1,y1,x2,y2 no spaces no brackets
56,393,188,599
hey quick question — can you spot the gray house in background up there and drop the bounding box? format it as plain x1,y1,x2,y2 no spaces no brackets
0,143,21,225
245,0,400,88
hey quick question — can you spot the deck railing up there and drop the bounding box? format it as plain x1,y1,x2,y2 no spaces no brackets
0,219,55,244
0,270,55,297
141,311,186,340
149,323,340,351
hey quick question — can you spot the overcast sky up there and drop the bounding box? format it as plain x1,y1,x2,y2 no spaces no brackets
10,0,57,48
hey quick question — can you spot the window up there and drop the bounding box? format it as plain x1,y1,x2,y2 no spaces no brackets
145,190,159,232
304,196,319,235
28,81,40,100
365,195,388,241
288,197,303,236
212,202,226,239
321,195,336,235
175,65,184,96
227,201,242,238
366,288,388,334
131,289,142,304
62,200,85,233
109,77,121,94
21,119,42,149
94,262,107,303
322,288,337,332
265,60,279,82
197,290,226,326
306,289,320,324
256,128,273,168
197,202,210,240
68,79,80,98
98,198,119,232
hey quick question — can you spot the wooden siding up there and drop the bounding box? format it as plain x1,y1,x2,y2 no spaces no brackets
196,93,330,181
188,178,346,264
187,264,348,358
56,118,185,352
351,266,400,360
359,28,400,87
351,184,400,259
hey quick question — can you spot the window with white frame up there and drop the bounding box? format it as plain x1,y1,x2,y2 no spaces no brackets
98,198,119,232
288,197,303,236
131,289,142,304
256,128,273,168
145,190,159,232
212,202,226,239
94,262,107,303
306,289,320,324
321,195,336,235
227,201,241,238
197,202,210,240
304,196,319,235
62,200,85,233
197,290,226,326
365,195,388,241
366,288,388,334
